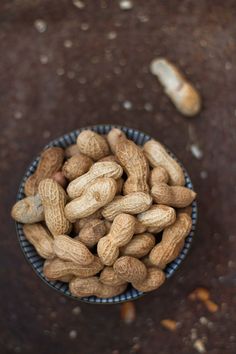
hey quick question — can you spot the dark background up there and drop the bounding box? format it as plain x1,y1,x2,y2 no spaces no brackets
0,1,235,353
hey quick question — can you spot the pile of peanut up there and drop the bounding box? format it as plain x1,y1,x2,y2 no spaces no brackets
11,128,196,298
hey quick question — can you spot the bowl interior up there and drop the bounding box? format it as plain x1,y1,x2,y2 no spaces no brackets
16,125,197,304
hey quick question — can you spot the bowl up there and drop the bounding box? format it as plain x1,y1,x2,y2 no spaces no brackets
15,125,197,304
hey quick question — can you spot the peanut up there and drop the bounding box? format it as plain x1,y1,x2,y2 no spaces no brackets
113,256,147,284
137,205,176,233
38,179,71,236
102,192,152,221
43,256,103,280
58,275,74,283
53,234,94,265
144,140,185,186
97,214,136,266
107,128,126,153
132,267,165,292
69,276,127,298
100,267,126,286
150,58,201,116
52,171,68,189
134,219,147,234
65,144,80,158
99,155,118,163
120,233,156,258
77,219,107,248
62,154,93,181
120,302,136,324
24,147,64,196
149,166,169,187
65,177,117,222
108,129,149,194
23,223,54,259
11,195,44,224
73,210,102,233
149,211,192,268
67,161,123,199
77,130,110,160
151,183,196,208
160,319,177,331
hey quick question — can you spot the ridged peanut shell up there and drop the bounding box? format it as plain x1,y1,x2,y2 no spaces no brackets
100,267,126,286
62,154,93,181
11,195,44,224
149,166,169,187
132,267,165,292
137,204,176,233
77,130,110,160
120,233,156,258
23,223,54,259
114,256,147,283
73,210,102,233
77,219,107,248
151,183,196,208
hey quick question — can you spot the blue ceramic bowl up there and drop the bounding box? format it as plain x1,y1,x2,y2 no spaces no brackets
15,125,197,304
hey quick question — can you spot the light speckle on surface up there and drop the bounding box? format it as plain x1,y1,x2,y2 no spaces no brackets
34,19,47,33
107,31,117,40
137,14,149,23
144,102,153,112
225,62,232,71
56,68,65,76
190,328,198,341
119,0,133,10
78,77,87,84
40,54,49,64
123,100,133,110
136,81,144,89
72,0,85,9
67,71,75,79
72,306,81,315
69,330,77,339
200,39,208,48
81,23,90,31
199,317,208,325
190,144,203,159
200,170,208,179
193,339,206,353
112,103,119,111
64,39,73,48
14,111,23,120
43,131,51,139
113,66,122,75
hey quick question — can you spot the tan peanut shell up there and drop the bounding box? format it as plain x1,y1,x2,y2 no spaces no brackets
102,192,152,221
120,233,156,258
149,166,169,187
108,129,149,194
23,223,54,259
144,140,185,186
150,58,201,116
149,212,192,268
38,179,71,236
77,219,107,248
99,155,118,163
100,267,126,286
134,219,147,234
132,267,165,292
67,161,123,199
141,256,154,267
24,147,64,196
77,130,110,160
97,214,136,266
65,177,117,222
62,154,93,181
73,210,102,233
52,171,68,189
11,195,44,224
107,128,126,153
69,276,127,298
53,234,94,265
151,183,196,208
65,144,80,158
43,256,103,280
137,204,176,233
113,256,147,284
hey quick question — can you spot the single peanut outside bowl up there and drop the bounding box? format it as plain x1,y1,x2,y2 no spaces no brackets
15,125,197,304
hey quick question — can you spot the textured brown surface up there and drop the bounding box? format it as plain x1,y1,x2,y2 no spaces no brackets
0,1,236,353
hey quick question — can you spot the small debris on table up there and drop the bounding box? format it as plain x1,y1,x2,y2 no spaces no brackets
189,287,210,301
190,144,203,159
69,329,77,339
40,54,49,65
193,339,206,353
123,100,133,110
72,0,85,9
64,39,73,48
204,299,219,313
160,319,177,331
34,19,47,33
107,31,117,40
120,302,136,324
72,306,81,315
119,0,133,11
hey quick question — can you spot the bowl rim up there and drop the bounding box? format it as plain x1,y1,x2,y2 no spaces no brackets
15,124,198,304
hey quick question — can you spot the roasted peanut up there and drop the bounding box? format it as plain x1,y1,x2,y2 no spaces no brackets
100,267,126,286
24,147,64,196
23,223,54,259
67,161,123,199
102,192,152,221
62,154,93,181
107,129,149,194
132,267,165,292
149,211,192,268
69,276,127,298
144,140,185,186
38,179,71,236
77,130,110,160
77,219,107,248
99,155,118,163
149,166,169,187
73,210,102,233
150,58,201,116
53,234,94,265
65,177,117,222
65,144,80,158
11,195,44,224
107,128,126,153
52,171,68,189
151,183,196,208
137,205,176,233
120,233,156,258
43,256,103,280
134,219,147,234
97,214,136,266
113,256,147,284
